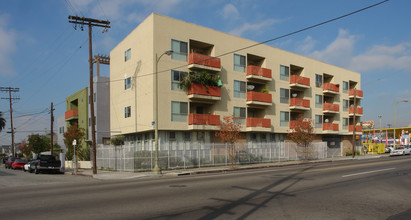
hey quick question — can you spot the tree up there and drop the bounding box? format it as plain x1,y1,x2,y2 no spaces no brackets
28,134,50,154
18,140,31,158
110,135,125,146
64,124,86,161
287,115,315,161
0,112,6,133
215,115,241,168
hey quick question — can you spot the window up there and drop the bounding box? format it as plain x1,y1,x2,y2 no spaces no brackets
184,132,191,141
280,65,289,81
234,54,246,72
343,99,349,111
280,111,289,127
343,118,349,130
251,133,257,140
124,48,131,62
171,39,188,61
315,74,323,88
171,70,187,91
315,115,323,128
59,127,64,134
234,107,246,124
280,88,289,104
124,77,131,90
124,106,131,118
234,80,246,98
197,131,204,140
343,81,349,93
261,133,267,141
315,94,323,108
169,131,176,140
171,101,188,122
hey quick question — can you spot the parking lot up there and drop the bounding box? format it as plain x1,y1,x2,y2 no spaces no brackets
0,164,98,188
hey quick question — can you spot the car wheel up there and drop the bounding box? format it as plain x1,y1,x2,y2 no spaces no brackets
35,166,39,174
29,168,33,173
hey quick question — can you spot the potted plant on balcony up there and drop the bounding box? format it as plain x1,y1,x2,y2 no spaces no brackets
181,71,220,93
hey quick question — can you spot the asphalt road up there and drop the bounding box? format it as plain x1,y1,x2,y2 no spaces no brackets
1,156,410,220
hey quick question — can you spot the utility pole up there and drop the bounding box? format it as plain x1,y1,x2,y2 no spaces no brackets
352,89,357,158
68,16,110,174
93,54,110,77
1,87,20,157
50,102,54,155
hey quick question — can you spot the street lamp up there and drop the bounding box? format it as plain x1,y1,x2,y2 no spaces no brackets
393,99,408,148
378,115,382,142
153,49,173,174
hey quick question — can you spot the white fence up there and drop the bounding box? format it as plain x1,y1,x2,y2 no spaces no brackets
96,142,329,172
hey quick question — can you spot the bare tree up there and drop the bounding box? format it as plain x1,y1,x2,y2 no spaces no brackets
215,115,241,169
288,115,315,161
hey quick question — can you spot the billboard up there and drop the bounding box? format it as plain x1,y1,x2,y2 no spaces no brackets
362,121,374,129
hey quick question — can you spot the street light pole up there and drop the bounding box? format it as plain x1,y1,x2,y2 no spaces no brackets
153,49,173,175
393,99,408,148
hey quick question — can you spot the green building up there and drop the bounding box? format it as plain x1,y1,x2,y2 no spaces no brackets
65,87,89,148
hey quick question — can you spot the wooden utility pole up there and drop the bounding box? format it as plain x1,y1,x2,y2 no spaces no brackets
1,87,20,157
50,102,54,155
68,16,110,174
352,89,357,158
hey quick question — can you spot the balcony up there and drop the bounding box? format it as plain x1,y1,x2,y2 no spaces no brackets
323,103,339,114
323,123,339,133
323,83,339,95
289,120,310,130
188,114,220,130
348,125,363,133
65,109,78,120
246,118,271,132
289,75,310,89
246,91,272,107
188,52,221,72
246,65,272,82
188,83,221,103
349,107,363,116
349,89,363,99
289,98,310,111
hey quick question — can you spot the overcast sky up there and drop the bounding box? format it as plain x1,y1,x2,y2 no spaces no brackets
1,0,410,145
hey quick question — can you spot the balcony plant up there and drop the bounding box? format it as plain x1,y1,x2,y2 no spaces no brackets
181,71,220,93
261,86,269,94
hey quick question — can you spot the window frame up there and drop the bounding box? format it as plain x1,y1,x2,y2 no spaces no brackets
234,54,246,72
171,101,188,122
124,77,131,90
315,115,323,128
315,94,323,108
233,106,246,124
124,106,131,118
234,80,246,98
343,99,349,111
280,111,289,127
171,70,187,91
280,88,290,104
171,39,188,61
280,65,290,81
342,117,349,130
315,74,323,88
124,48,131,62
343,81,349,93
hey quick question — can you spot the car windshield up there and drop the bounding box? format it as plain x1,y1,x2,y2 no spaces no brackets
16,159,26,162
396,147,404,150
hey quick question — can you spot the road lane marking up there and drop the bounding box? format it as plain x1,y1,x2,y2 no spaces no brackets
342,168,395,178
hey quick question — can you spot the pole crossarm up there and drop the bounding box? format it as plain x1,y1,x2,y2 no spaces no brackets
68,16,110,28
93,54,110,65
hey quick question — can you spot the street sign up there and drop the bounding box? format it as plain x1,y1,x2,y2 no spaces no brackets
72,139,77,146
152,121,155,126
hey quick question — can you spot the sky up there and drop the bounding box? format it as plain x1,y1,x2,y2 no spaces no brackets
1,0,411,146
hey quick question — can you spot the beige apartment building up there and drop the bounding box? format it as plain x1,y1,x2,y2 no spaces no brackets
110,13,363,150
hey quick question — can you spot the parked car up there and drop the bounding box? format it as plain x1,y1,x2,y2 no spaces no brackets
29,154,61,174
5,157,17,169
390,146,411,156
12,159,27,170
24,161,32,172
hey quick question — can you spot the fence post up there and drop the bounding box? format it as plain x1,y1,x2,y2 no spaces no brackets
198,142,201,168
225,143,228,166
183,141,186,169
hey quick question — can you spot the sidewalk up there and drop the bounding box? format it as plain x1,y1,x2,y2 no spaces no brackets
68,154,390,180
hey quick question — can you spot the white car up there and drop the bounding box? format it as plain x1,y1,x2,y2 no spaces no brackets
390,147,411,156
23,162,31,172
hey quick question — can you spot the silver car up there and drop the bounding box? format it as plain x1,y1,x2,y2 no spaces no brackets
390,147,411,156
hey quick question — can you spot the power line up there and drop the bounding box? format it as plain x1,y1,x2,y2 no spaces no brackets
96,0,390,85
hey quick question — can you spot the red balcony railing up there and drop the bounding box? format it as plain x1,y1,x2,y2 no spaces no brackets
323,103,339,112
65,109,78,120
323,83,339,93
188,52,221,69
189,114,220,125
323,123,339,131
349,107,363,115
290,75,310,87
246,65,272,78
289,120,310,129
246,118,271,128
290,98,310,108
348,125,363,132
349,89,363,98
188,83,221,97
246,91,272,103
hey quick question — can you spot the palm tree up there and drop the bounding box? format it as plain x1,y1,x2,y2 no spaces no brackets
0,112,6,133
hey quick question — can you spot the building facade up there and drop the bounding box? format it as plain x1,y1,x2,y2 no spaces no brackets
65,87,89,149
110,13,363,150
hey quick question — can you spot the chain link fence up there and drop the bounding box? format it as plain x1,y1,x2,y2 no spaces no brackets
96,141,330,172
